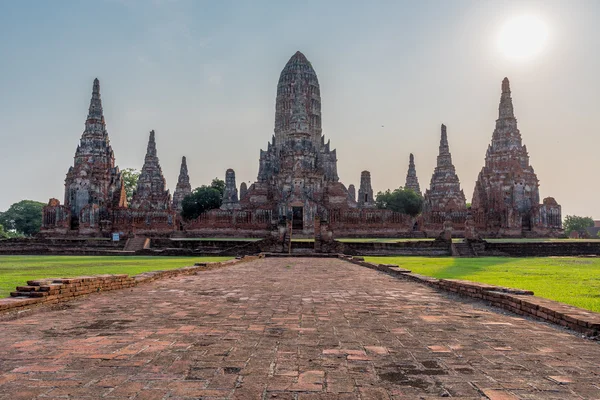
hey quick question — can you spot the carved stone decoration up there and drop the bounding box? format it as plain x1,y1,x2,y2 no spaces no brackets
358,171,375,208
405,153,421,196
471,78,562,235
221,169,240,210
423,124,467,218
172,156,192,212
130,130,172,210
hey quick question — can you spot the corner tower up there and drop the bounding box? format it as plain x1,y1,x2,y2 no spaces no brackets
423,124,467,216
63,78,125,229
472,78,561,235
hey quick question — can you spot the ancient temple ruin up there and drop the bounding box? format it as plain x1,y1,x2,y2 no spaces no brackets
471,78,561,236
41,55,562,240
42,81,176,236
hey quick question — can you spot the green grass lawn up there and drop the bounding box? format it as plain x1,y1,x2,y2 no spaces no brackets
0,256,231,298
365,256,600,313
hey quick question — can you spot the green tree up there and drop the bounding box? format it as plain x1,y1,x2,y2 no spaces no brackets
210,178,226,197
563,215,594,236
375,188,423,216
0,223,7,239
181,186,223,220
0,200,45,236
121,168,140,203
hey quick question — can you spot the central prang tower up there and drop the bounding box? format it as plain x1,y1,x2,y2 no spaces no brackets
243,51,354,233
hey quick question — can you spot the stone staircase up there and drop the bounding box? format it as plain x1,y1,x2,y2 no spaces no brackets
453,242,476,257
123,237,150,252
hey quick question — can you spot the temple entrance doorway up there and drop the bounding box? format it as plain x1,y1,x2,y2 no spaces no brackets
292,207,304,231
522,214,532,231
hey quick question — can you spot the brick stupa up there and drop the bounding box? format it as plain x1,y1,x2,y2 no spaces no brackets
423,124,467,217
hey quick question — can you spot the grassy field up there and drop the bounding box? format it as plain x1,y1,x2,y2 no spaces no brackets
365,256,600,313
0,256,231,298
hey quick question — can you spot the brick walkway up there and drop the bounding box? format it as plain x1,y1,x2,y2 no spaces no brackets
0,258,599,399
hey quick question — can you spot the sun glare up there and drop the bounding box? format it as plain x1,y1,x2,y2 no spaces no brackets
497,15,549,61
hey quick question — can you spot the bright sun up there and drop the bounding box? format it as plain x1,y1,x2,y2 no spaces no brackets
497,15,549,61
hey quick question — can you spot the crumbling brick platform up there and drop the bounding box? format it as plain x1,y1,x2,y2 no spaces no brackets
0,257,599,399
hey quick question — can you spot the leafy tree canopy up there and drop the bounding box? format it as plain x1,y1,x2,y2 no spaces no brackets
180,186,223,220
0,200,45,236
210,178,225,197
121,168,140,204
563,215,594,236
375,188,423,216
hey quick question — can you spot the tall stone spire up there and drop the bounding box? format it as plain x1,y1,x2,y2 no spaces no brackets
221,169,240,210
498,77,515,120
130,130,172,210
437,124,453,168
86,78,104,127
358,171,375,208
172,156,192,212
423,124,466,215
404,153,421,195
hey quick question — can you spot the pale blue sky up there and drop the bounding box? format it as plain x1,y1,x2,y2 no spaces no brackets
1,0,598,217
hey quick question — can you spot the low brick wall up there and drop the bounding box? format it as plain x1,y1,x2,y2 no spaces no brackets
342,256,600,337
0,255,262,317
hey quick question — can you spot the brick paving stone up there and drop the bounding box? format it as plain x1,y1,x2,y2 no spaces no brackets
0,257,599,399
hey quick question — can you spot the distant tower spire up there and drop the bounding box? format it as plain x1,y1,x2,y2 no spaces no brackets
221,169,240,210
347,184,356,202
405,153,421,196
358,171,375,208
146,130,157,158
172,156,192,211
130,130,171,210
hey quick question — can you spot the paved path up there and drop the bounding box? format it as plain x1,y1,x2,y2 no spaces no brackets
0,258,599,399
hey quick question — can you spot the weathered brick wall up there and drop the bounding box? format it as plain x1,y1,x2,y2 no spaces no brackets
0,256,262,317
482,242,600,256
343,256,600,337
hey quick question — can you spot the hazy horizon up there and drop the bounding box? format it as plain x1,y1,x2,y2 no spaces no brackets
1,0,598,218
